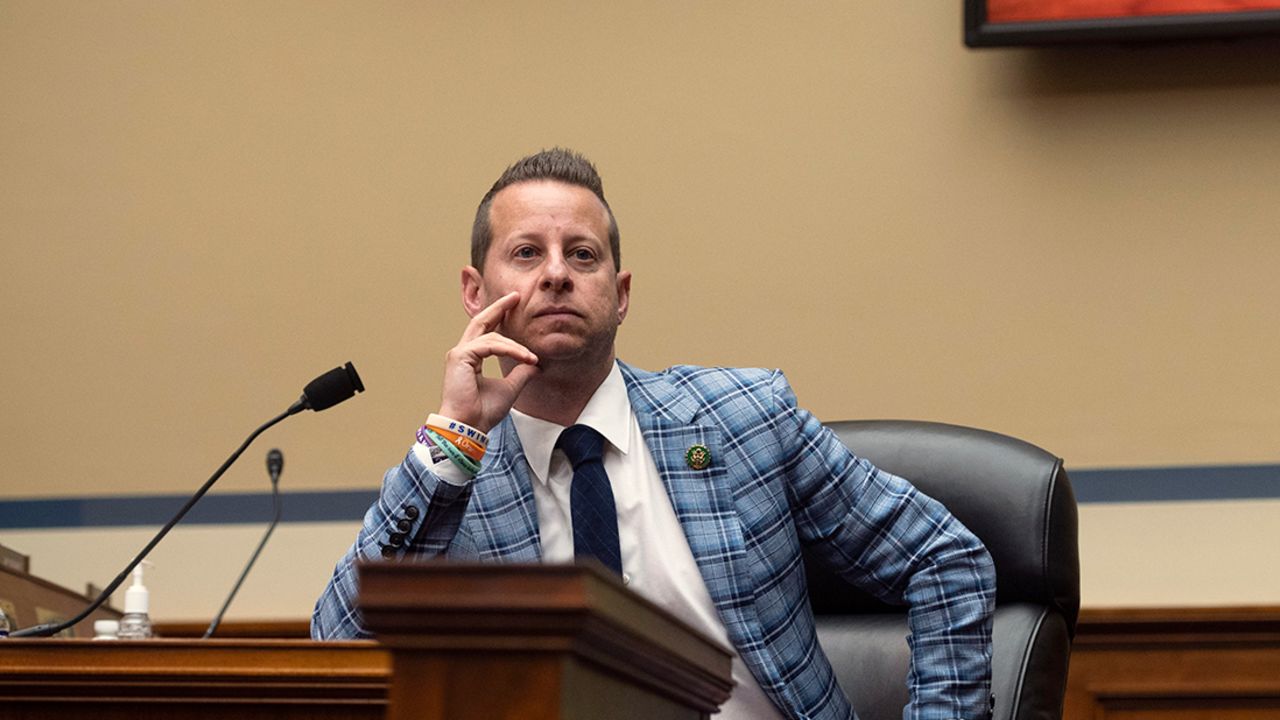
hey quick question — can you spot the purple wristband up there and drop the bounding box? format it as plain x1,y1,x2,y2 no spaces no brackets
416,424,448,465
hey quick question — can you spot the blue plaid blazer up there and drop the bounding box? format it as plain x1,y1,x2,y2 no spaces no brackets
313,362,995,720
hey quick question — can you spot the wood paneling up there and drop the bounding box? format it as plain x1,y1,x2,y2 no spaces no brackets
1066,606,1280,720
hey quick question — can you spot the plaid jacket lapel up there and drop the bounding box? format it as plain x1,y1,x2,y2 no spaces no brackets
619,363,764,659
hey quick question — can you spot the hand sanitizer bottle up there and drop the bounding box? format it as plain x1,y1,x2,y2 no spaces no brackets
117,564,153,639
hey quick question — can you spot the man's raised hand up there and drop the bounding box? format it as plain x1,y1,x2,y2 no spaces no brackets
439,291,539,432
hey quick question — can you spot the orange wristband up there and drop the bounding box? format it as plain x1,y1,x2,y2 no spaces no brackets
427,425,486,462
426,414,490,446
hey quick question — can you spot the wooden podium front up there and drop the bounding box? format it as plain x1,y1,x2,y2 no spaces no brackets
358,562,734,720
0,638,389,719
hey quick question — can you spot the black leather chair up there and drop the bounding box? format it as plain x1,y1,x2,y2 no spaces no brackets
808,420,1079,720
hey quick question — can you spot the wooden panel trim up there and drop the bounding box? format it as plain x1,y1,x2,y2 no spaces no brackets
1075,605,1280,646
1067,606,1280,720
0,639,389,706
155,619,312,638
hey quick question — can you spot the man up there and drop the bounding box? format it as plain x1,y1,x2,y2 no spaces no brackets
313,148,995,720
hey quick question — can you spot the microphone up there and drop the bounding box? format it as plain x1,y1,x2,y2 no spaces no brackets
203,448,285,639
288,362,364,414
267,448,284,479
10,363,364,638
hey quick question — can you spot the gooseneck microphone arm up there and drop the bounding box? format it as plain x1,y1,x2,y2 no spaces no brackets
203,449,284,639
10,410,291,638
10,362,363,639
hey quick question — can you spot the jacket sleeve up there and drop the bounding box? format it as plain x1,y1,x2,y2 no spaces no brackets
310,446,473,639
772,371,997,720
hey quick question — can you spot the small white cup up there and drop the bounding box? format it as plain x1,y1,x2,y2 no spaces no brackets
93,619,120,640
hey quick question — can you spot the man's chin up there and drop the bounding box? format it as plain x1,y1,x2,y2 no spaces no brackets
529,339,587,362
526,334,612,367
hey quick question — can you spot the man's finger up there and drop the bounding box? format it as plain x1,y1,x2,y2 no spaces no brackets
502,362,541,399
461,291,521,341
458,332,538,367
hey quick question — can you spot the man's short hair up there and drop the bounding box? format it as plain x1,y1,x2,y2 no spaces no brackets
471,148,621,272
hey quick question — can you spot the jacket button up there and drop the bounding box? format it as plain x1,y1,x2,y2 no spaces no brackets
396,518,412,533
403,505,420,520
380,545,395,558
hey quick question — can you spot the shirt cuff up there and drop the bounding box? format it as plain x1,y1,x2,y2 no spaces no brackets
411,441,474,487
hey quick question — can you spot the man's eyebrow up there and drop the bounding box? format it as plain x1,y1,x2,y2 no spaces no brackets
506,231,545,243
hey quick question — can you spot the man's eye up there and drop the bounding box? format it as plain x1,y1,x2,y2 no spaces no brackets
571,248,595,261
514,247,537,259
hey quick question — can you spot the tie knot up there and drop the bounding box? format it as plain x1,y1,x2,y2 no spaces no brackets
556,424,605,468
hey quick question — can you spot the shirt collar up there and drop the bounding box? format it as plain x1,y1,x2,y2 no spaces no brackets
509,361,633,486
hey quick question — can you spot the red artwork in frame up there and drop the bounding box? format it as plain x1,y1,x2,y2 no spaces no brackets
990,0,1280,22
967,0,1280,45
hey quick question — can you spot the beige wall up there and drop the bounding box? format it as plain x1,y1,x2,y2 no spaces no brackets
3,1,1278,616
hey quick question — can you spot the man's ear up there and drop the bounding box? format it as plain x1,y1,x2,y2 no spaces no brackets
461,266,485,318
616,270,632,324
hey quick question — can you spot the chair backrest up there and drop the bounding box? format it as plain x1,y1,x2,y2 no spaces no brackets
808,420,1080,720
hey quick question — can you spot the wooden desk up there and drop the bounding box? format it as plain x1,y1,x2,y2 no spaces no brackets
1,564,733,720
0,639,389,720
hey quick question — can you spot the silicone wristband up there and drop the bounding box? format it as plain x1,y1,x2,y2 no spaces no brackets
426,413,490,447
425,427,480,475
425,425,486,462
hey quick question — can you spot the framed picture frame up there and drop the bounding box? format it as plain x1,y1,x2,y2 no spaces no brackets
965,0,1280,46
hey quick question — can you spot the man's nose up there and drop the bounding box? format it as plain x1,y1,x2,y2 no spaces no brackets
540,253,572,291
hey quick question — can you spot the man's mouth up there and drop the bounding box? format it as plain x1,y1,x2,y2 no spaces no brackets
533,306,582,318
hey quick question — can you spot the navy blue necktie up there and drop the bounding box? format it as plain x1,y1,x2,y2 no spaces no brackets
556,424,622,576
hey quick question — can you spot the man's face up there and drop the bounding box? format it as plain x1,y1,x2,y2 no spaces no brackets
462,180,631,368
